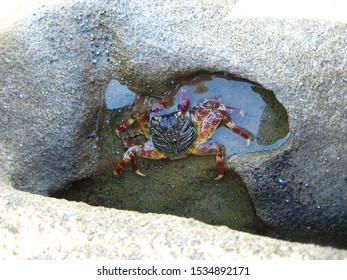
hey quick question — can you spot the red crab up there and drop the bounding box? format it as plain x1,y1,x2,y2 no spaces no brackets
114,90,251,180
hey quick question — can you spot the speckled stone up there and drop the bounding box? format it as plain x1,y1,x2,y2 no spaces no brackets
1,181,346,259
1,0,346,258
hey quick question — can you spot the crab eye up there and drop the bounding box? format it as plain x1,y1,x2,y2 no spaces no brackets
152,116,160,122
176,112,183,118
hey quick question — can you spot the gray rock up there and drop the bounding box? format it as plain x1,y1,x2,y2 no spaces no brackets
1,181,346,259
0,0,346,256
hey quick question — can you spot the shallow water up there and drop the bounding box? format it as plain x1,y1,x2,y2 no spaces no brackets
54,72,289,236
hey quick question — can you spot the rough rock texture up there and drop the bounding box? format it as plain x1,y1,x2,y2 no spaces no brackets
0,2,106,194
1,181,346,259
1,0,347,257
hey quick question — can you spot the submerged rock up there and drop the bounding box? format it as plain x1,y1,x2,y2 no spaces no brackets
0,0,346,255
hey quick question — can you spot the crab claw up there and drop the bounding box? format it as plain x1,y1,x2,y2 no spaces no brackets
177,89,190,114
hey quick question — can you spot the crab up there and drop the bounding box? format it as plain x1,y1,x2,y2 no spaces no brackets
114,89,251,180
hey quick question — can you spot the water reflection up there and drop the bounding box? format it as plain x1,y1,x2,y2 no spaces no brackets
105,80,136,110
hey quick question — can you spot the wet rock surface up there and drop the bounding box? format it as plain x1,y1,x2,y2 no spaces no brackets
1,0,347,257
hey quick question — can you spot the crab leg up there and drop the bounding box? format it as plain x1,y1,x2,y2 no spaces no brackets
216,110,251,146
203,98,244,117
119,137,144,176
114,144,167,177
115,111,149,138
223,105,244,117
114,146,143,176
191,143,224,180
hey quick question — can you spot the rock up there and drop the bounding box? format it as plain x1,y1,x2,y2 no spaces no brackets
0,0,346,257
1,181,346,259
0,0,117,194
